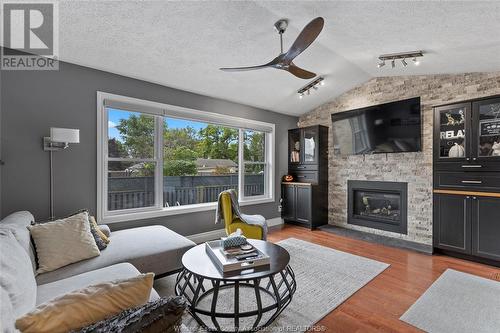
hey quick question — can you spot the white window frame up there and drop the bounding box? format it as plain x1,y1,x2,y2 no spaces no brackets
97,92,275,223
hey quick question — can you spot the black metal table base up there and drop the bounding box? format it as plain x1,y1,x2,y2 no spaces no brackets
175,265,296,333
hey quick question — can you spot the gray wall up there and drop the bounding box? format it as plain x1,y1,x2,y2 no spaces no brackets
0,59,298,235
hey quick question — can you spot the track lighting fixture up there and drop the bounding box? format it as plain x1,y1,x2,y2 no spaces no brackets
297,77,324,98
377,50,423,69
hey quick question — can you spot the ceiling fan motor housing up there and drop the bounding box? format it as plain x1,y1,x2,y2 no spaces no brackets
274,19,288,34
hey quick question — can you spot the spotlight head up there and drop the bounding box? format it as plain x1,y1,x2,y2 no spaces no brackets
307,89,311,95
391,60,395,68
413,57,420,66
320,80,325,86
313,86,318,90
377,61,385,68
299,93,304,99
402,58,408,67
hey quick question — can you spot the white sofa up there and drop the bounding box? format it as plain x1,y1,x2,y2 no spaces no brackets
0,211,195,332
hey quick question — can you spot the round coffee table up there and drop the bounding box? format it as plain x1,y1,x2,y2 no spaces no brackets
175,239,296,333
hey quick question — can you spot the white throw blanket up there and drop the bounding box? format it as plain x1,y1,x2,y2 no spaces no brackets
215,189,267,240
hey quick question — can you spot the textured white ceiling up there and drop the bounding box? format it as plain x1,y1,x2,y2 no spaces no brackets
52,1,500,116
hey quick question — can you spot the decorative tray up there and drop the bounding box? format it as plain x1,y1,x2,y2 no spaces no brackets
205,240,270,273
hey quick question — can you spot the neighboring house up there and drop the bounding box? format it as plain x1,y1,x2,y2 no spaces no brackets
195,158,238,175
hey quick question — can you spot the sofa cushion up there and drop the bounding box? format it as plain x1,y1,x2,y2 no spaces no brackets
0,286,17,333
0,230,37,318
17,273,155,333
29,214,101,274
0,211,37,273
36,225,195,284
37,263,159,305
76,296,186,333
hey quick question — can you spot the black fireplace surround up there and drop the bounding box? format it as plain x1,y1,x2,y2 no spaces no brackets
348,180,408,234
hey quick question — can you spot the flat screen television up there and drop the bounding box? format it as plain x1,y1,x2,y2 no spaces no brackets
331,97,421,156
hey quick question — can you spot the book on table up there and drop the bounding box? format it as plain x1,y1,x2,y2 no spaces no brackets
205,240,270,273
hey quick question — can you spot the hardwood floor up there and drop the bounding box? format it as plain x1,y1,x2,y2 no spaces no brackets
267,224,500,333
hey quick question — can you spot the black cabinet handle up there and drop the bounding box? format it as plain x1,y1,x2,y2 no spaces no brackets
297,166,306,169
297,175,306,178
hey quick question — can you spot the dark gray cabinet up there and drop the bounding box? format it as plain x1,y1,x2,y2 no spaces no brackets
434,193,500,263
433,194,471,254
281,183,327,229
283,125,328,229
282,184,311,226
472,196,500,261
433,95,500,266
295,185,312,224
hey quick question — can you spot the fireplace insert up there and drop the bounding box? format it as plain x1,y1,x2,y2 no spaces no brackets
348,180,408,234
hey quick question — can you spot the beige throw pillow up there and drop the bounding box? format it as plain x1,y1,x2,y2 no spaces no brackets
15,273,154,333
29,213,100,274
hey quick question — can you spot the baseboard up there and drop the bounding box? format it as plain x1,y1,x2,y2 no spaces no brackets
267,217,284,227
187,229,226,244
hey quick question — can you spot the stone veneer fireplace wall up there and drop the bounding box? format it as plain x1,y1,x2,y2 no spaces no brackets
298,72,500,245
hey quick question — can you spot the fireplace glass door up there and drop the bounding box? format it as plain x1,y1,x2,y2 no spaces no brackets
353,190,401,225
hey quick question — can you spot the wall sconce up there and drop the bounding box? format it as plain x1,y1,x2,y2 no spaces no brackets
42,128,80,220
43,127,80,151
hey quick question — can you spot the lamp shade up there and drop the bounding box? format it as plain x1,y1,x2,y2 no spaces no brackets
50,128,80,143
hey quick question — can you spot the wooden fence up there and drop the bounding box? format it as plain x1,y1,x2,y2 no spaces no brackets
108,183,264,210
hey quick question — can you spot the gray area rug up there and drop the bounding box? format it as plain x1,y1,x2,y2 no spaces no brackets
401,269,500,333
155,238,389,332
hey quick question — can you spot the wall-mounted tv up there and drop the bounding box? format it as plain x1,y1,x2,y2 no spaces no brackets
331,97,422,156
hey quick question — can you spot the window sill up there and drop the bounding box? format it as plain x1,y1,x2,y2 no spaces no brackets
102,197,275,224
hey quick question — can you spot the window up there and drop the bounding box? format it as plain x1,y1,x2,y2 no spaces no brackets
97,92,274,223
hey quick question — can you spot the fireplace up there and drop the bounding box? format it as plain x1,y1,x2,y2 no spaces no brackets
348,180,408,234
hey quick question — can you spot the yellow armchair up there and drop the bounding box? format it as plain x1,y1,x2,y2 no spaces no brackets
220,191,264,240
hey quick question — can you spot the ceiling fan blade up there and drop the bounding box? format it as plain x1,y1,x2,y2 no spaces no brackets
283,17,324,63
286,63,316,79
220,64,270,72
220,56,282,72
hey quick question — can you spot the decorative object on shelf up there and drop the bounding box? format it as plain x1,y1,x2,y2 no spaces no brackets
42,127,80,221
297,76,325,99
283,174,294,182
377,50,423,69
492,142,500,156
220,17,324,79
448,143,466,157
290,150,300,162
445,112,459,125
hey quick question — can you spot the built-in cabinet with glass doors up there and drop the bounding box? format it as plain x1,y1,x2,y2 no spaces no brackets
282,125,328,229
433,95,500,266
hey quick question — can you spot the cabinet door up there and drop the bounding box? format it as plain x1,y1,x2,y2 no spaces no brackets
472,97,500,166
472,196,500,261
433,194,471,254
281,185,296,220
302,126,319,164
295,185,311,224
288,129,301,165
434,103,471,165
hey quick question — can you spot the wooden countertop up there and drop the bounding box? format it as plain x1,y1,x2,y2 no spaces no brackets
281,182,312,186
433,189,500,198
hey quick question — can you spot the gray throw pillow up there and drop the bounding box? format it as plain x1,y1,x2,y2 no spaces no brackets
67,210,107,250
74,296,186,333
